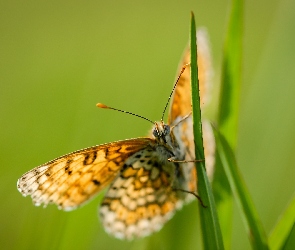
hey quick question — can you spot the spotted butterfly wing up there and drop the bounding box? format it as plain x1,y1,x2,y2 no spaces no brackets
99,146,184,239
169,28,215,197
17,138,153,211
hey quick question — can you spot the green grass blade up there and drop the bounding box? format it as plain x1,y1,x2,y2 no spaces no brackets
213,0,243,247
214,129,269,249
212,157,233,249
269,191,295,250
281,223,295,250
190,12,224,250
218,0,243,147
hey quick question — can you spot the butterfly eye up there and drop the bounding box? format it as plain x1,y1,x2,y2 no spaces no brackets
164,125,170,134
152,128,159,137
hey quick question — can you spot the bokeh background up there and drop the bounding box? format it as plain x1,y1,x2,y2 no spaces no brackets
1,0,295,249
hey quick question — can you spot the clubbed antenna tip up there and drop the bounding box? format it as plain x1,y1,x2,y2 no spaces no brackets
96,103,109,109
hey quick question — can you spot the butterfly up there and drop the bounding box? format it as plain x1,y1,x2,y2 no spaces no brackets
17,29,215,240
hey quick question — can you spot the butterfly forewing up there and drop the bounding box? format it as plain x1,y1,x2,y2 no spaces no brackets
17,138,153,210
168,29,215,200
169,29,212,124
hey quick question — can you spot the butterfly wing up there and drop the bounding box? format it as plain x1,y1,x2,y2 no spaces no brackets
99,148,184,239
168,29,212,123
168,29,215,198
17,138,153,211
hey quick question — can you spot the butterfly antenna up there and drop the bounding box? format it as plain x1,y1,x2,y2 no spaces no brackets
97,103,154,125
161,63,189,122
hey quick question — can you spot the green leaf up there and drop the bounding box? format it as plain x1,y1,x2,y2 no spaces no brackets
218,0,243,146
214,129,269,249
269,192,295,250
190,12,224,250
213,0,243,247
281,223,295,250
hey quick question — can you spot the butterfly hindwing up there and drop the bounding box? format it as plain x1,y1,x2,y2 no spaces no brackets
100,148,184,239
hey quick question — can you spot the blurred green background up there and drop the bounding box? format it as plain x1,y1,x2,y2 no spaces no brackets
1,0,295,249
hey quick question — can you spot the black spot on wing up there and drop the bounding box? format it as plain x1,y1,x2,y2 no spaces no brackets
83,151,97,165
92,180,100,185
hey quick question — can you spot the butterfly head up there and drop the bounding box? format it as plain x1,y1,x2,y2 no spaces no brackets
152,121,176,146
151,121,182,161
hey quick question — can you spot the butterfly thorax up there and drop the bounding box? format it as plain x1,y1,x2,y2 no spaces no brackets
151,121,183,162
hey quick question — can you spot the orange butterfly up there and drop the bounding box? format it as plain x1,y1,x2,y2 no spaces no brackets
17,29,215,240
